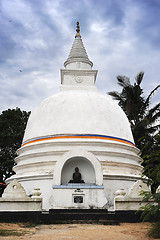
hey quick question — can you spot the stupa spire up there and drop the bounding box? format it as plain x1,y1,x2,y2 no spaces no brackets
64,21,93,68
75,21,81,38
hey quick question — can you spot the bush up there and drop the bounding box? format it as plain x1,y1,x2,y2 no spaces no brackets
140,191,160,222
140,190,160,238
148,221,160,239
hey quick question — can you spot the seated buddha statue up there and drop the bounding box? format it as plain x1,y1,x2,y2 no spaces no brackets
69,167,85,183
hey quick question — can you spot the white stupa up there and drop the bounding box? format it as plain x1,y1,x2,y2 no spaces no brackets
7,22,142,211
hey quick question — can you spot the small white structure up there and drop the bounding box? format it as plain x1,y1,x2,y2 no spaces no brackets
5,22,143,211
0,180,42,211
114,180,150,210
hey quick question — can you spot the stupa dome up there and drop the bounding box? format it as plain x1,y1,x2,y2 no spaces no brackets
23,90,134,146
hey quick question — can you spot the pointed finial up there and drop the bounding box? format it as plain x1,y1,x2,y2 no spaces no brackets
75,21,81,38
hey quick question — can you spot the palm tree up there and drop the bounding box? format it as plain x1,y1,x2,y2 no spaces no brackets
108,72,144,122
108,72,160,192
108,72,160,149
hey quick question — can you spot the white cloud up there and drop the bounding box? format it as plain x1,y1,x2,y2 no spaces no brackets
0,0,159,113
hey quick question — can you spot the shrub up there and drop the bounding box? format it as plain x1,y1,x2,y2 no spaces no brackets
140,191,160,222
140,190,160,238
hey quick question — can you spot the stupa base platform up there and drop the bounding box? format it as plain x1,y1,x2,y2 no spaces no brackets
0,210,143,224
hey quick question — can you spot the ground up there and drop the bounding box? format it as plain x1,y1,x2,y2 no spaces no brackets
0,222,159,240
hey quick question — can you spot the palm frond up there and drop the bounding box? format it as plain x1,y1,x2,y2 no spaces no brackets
117,75,131,87
144,85,160,108
140,85,160,117
150,112,160,125
135,71,144,85
108,91,122,101
145,103,160,122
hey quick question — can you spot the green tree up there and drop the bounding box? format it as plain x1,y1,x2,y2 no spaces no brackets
108,72,160,191
142,133,160,193
0,108,30,185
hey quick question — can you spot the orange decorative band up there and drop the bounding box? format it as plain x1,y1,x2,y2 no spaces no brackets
21,134,135,148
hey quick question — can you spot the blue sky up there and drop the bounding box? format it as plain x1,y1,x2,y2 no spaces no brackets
0,0,160,113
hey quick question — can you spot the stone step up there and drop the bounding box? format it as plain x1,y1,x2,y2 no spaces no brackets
46,219,119,225
0,210,143,223
49,209,108,214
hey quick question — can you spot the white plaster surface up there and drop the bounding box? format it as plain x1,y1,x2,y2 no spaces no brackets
2,179,27,199
114,180,150,210
64,35,93,68
128,179,150,198
23,91,134,143
0,180,42,211
50,187,107,209
0,199,42,212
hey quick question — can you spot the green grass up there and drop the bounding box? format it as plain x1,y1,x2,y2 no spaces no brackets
0,222,36,236
21,221,39,228
0,229,27,236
